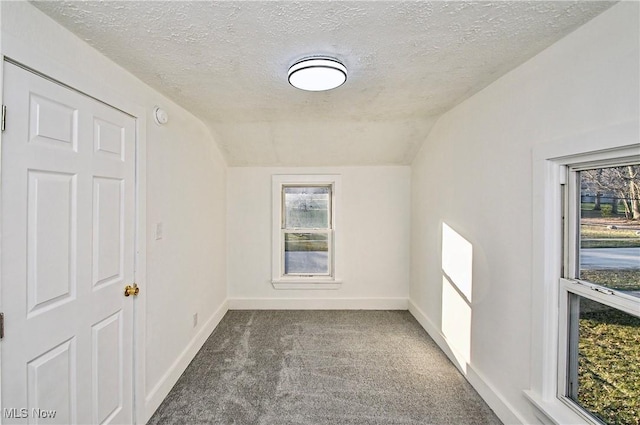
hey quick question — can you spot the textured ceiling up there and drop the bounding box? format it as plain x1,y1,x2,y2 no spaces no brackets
32,1,615,166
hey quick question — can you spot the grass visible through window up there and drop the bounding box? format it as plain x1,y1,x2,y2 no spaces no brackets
577,299,640,425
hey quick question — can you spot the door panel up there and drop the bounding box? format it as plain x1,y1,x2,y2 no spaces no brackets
27,170,77,317
92,177,124,289
27,338,76,425
92,312,123,425
1,62,136,424
29,93,78,151
93,118,124,161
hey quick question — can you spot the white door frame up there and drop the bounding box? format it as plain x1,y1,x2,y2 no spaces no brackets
0,34,148,424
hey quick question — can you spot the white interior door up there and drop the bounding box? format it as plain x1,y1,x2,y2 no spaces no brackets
1,62,136,424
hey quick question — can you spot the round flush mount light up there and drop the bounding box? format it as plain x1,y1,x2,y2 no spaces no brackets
288,57,347,91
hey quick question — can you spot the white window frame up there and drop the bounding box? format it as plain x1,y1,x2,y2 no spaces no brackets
271,174,342,289
526,122,640,425
281,184,333,278
557,159,640,422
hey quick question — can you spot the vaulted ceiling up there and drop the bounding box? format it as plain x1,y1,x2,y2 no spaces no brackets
32,1,615,166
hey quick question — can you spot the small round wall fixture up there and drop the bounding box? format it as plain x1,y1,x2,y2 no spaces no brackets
153,106,169,126
288,57,347,92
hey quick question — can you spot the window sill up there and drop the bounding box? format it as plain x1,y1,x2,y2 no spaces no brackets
523,390,595,425
271,279,343,290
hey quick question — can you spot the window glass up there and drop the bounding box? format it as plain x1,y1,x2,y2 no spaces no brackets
578,165,640,298
567,294,640,425
284,233,329,274
284,186,330,229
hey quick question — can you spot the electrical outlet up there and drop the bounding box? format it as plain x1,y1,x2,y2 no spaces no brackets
192,313,198,328
155,222,163,240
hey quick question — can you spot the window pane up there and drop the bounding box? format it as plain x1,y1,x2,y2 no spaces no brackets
284,186,330,229
579,165,640,298
284,232,329,274
567,294,640,425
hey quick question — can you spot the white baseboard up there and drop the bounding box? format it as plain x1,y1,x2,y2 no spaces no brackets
228,297,408,310
408,299,528,425
143,299,229,422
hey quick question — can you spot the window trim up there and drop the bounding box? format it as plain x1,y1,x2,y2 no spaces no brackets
526,122,639,425
271,174,342,289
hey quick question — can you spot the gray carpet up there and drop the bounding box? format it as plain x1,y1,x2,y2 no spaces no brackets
148,310,502,425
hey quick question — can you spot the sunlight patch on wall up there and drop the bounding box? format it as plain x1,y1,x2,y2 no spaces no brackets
442,223,473,302
441,223,473,372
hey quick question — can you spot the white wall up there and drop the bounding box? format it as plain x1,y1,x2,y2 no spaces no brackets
409,2,639,424
228,166,410,309
0,3,228,422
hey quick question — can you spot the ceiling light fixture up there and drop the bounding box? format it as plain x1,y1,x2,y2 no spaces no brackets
288,57,347,92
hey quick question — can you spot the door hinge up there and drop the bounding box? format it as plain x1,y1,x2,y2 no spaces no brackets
0,313,4,339
1,105,6,132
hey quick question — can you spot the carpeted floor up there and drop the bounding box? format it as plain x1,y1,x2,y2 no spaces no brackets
148,310,502,425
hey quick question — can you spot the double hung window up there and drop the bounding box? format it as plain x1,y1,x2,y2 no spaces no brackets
271,175,340,287
559,162,639,425
282,185,332,276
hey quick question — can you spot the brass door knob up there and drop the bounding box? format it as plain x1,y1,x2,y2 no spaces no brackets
124,283,139,297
